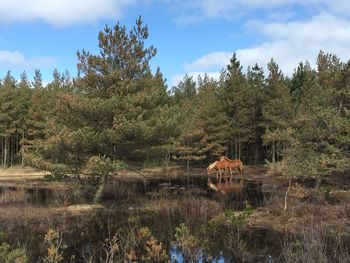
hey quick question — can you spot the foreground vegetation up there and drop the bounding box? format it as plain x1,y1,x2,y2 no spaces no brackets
0,172,349,262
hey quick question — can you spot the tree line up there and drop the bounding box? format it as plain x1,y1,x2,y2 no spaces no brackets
0,17,349,184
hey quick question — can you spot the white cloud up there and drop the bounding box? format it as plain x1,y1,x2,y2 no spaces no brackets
0,50,56,69
238,13,350,75
184,52,232,72
165,0,350,24
1,0,349,27
322,0,350,15
0,0,137,26
179,13,350,78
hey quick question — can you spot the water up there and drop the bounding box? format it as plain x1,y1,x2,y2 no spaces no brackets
171,246,227,263
0,175,267,262
0,185,88,206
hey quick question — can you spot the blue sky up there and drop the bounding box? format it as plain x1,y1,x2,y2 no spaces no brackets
1,0,350,87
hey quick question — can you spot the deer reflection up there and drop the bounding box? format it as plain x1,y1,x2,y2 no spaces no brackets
207,178,244,196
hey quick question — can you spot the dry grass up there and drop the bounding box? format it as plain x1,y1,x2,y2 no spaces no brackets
247,184,350,236
55,204,105,215
0,165,44,175
0,165,47,180
0,204,105,228
280,222,350,263
148,195,225,229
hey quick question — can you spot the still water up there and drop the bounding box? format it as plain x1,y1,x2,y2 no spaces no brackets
0,175,266,262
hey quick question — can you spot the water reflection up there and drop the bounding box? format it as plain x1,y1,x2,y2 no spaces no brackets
0,186,83,206
170,246,227,263
0,175,266,262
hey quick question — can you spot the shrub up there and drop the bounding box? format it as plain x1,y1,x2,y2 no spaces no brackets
85,156,126,182
41,229,66,263
0,242,28,263
102,218,169,263
173,223,201,262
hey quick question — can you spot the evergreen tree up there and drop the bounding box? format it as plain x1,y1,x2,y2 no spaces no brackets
76,16,156,98
172,74,197,103
262,59,293,163
196,75,229,163
16,72,32,165
23,70,52,166
270,52,349,188
32,69,43,89
27,17,175,173
0,72,18,167
246,64,265,164
291,62,308,103
219,53,247,159
171,75,204,169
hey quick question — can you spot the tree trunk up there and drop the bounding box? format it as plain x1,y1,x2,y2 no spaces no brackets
238,138,241,160
230,140,234,159
272,141,276,163
315,177,322,189
113,144,117,161
186,157,190,188
93,173,107,203
284,177,292,212
254,139,259,165
10,135,13,167
186,139,190,188
1,138,3,166
234,137,238,159
4,137,8,168
21,131,25,167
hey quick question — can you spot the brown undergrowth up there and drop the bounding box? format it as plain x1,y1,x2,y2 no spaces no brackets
247,172,350,238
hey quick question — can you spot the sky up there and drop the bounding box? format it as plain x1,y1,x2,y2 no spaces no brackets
1,0,350,88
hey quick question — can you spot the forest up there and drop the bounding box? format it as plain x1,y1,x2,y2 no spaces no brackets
0,17,349,263
0,18,349,187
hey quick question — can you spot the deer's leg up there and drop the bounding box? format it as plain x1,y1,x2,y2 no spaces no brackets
228,167,233,182
238,166,243,179
224,168,229,182
219,169,223,183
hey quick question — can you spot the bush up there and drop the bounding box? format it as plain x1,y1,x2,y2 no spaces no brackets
173,223,201,262
102,218,169,263
281,223,350,263
0,242,28,263
0,231,28,263
85,156,126,182
41,229,66,263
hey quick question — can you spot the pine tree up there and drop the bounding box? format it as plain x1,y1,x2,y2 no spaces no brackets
27,17,175,173
219,53,247,159
246,64,265,164
16,72,32,165
76,16,157,98
22,70,50,164
0,72,18,167
262,59,293,163
196,75,229,163
172,74,197,103
32,69,43,89
270,52,349,189
171,75,205,169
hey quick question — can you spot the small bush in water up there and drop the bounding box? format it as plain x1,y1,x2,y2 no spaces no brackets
173,223,201,262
